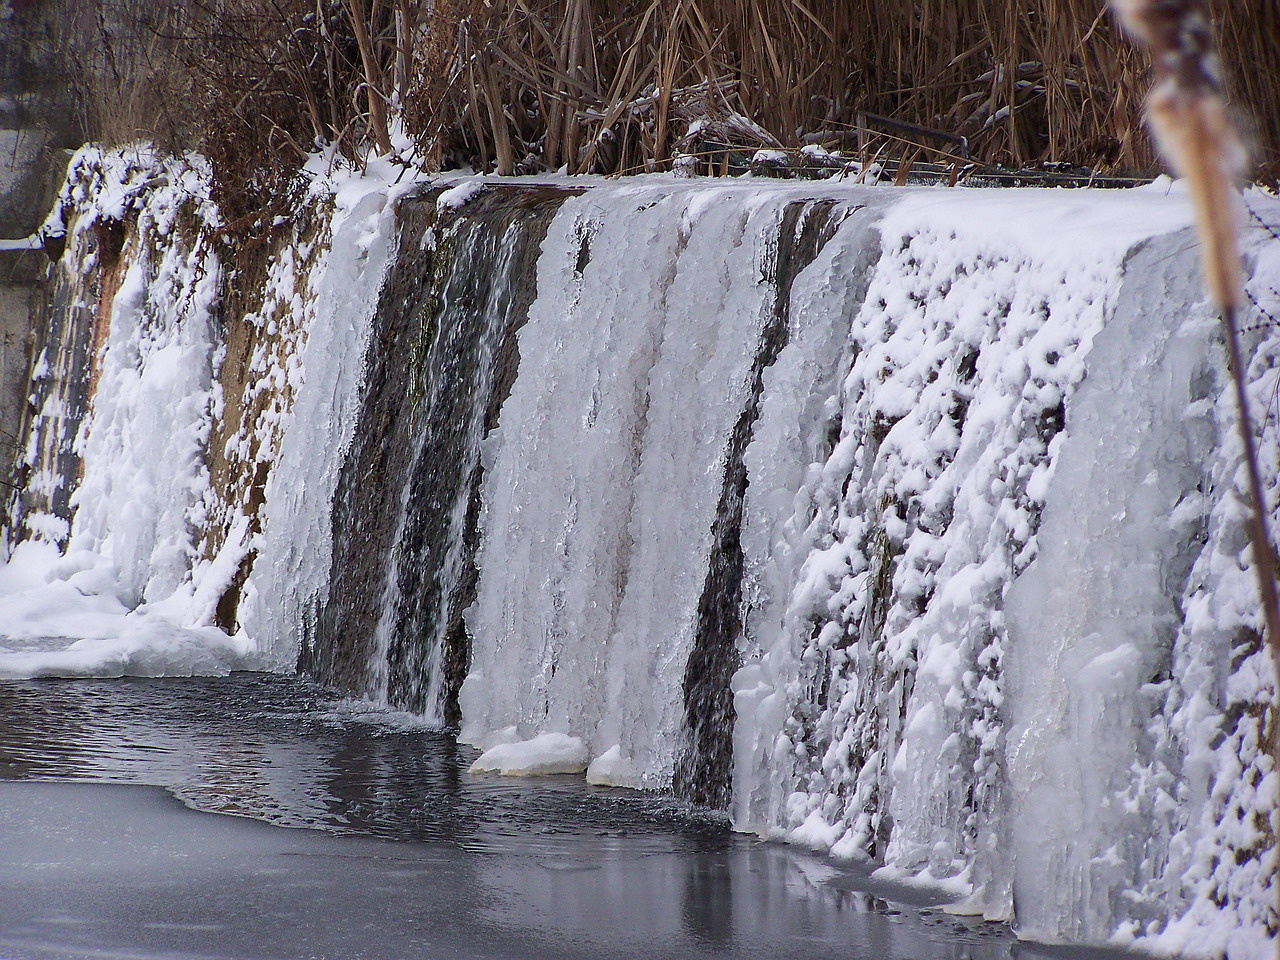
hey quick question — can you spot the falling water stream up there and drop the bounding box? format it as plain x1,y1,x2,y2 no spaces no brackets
2,150,1277,956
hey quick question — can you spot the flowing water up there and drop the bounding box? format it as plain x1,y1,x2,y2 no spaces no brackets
2,151,1278,954
0,674,1142,960
314,186,572,720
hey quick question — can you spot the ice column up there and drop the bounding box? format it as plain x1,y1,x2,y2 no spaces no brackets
463,184,807,787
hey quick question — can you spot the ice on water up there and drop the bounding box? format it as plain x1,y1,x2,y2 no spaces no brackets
1,147,1277,955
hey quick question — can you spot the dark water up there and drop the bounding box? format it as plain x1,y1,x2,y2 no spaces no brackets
676,198,857,810
313,185,572,720
0,674,728,855
0,675,1137,960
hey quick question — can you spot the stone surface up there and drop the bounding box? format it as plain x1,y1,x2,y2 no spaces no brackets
0,0,80,505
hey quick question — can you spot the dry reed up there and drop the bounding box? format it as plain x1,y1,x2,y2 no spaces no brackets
401,0,1279,183
46,0,1280,213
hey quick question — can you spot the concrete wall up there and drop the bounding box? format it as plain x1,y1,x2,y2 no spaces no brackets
0,249,38,475
0,1,82,505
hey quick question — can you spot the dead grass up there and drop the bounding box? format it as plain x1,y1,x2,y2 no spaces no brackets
399,0,1277,183
53,0,1280,211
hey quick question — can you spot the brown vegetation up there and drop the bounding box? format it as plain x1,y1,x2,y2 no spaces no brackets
40,0,1280,213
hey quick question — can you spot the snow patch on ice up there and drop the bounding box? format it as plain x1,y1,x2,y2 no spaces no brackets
586,745,640,787
469,733,590,776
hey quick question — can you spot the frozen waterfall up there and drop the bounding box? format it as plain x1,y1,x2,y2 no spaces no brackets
1,147,1276,956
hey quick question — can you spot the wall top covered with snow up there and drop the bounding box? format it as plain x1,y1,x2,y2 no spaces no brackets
2,144,1278,957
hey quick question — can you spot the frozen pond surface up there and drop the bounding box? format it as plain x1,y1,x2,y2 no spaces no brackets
0,675,1140,959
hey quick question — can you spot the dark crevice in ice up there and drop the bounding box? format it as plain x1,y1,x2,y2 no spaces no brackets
673,200,849,809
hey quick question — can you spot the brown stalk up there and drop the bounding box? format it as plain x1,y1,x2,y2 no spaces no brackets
392,0,1280,180
393,0,414,100
346,0,394,155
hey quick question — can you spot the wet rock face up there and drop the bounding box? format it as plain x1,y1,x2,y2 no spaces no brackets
310,184,576,722
200,214,330,636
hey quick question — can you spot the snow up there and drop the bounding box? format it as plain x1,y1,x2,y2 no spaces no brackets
436,178,486,211
0,145,408,679
1,143,1275,955
469,733,590,776
0,146,255,679
725,183,1279,954
731,185,1194,894
0,235,41,251
1123,193,1280,960
586,745,639,787
1001,226,1219,943
0,541,252,678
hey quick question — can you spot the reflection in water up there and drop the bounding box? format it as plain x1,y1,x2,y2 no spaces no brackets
0,674,734,855
683,842,734,946
0,674,1140,960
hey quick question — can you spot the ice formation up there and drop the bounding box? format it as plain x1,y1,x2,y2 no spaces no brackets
237,159,411,671
0,148,252,676
459,183,857,789
1,147,1276,955
470,732,590,776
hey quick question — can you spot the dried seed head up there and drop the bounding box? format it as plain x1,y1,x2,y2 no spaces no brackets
1113,0,1222,96
1112,0,1245,312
